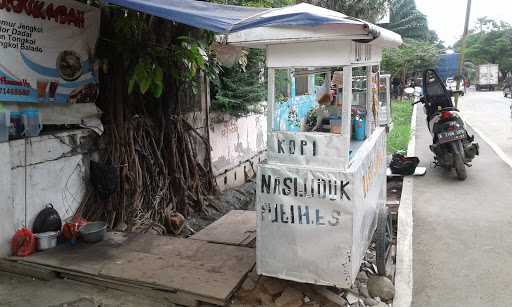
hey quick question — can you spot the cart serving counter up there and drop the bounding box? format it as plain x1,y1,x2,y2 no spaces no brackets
225,4,402,288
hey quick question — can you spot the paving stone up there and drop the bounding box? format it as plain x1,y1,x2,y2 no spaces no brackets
367,276,395,301
274,287,303,307
356,271,369,283
314,286,347,306
362,297,380,306
241,276,257,291
358,283,370,298
260,276,289,296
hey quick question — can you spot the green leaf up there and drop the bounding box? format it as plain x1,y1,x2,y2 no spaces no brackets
139,77,151,94
134,62,148,83
128,76,135,94
153,66,164,86
150,81,164,97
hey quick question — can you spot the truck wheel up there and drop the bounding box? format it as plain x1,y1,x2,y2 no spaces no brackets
452,141,467,181
375,207,392,276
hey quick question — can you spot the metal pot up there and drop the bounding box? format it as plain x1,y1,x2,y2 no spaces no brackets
79,222,107,243
35,231,58,251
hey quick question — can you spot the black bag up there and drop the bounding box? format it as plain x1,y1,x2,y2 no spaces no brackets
32,204,62,234
390,153,420,176
90,160,119,201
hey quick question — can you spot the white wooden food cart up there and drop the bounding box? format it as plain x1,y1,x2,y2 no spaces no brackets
226,5,402,288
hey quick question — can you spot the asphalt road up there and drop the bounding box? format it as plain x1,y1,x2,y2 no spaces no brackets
458,90,512,159
412,93,512,307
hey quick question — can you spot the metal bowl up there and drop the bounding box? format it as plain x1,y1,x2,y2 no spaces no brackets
35,231,58,251
79,222,107,243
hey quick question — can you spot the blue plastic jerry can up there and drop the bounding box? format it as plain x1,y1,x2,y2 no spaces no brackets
353,116,366,141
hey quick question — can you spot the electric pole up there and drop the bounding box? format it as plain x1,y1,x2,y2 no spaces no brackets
454,0,472,108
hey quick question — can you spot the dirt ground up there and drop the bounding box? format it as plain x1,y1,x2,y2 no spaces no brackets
0,271,172,307
185,179,256,235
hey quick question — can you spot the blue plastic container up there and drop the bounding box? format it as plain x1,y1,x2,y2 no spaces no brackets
9,111,25,138
23,110,42,137
0,111,9,142
353,117,366,141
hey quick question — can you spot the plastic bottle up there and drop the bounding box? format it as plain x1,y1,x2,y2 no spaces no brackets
23,109,42,137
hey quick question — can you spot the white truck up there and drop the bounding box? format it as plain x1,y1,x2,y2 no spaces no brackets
476,64,499,91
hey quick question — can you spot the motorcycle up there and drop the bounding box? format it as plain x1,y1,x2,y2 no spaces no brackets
406,69,479,180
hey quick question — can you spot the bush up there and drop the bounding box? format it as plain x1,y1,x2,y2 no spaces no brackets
387,100,413,154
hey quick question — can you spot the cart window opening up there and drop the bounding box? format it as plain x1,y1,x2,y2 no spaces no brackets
273,68,345,133
273,68,319,132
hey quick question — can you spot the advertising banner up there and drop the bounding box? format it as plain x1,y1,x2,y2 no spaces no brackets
0,0,100,104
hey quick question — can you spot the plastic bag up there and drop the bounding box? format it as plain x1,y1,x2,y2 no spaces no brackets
389,153,420,175
90,160,119,201
11,228,35,257
62,216,88,242
32,204,62,234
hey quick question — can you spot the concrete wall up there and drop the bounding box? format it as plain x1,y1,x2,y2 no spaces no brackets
209,113,267,191
0,110,266,254
0,130,94,257
0,142,14,257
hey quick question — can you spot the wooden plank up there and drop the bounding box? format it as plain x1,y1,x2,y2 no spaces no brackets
12,253,224,306
100,237,255,305
8,259,177,293
12,233,255,306
60,273,200,307
0,259,57,281
2,258,201,307
190,210,256,247
12,244,119,276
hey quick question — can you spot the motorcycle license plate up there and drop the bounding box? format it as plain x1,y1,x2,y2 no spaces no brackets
438,129,465,144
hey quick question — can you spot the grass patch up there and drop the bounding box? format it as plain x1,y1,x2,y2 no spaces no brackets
387,100,413,154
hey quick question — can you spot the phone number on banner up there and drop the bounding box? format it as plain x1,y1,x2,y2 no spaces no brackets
0,87,31,96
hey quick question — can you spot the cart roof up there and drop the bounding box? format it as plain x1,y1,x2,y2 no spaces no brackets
224,3,402,49
105,0,267,33
105,0,401,48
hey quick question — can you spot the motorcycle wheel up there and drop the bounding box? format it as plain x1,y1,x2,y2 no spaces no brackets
452,141,467,181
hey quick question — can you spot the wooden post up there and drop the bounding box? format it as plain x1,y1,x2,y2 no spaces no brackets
202,72,213,177
455,0,472,108
385,75,392,127
366,65,373,136
342,66,353,166
267,68,275,133
308,68,315,95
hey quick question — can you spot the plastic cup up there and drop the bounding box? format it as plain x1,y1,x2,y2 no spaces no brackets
37,80,48,102
48,80,59,102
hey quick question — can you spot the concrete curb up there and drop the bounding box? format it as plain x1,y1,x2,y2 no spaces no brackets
463,118,512,169
393,103,417,307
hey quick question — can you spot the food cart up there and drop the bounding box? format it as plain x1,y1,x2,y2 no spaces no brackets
225,4,402,288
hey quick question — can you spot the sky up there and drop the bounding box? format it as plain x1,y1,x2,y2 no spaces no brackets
416,0,512,47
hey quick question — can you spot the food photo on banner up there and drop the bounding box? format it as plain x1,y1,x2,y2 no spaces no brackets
0,0,100,105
